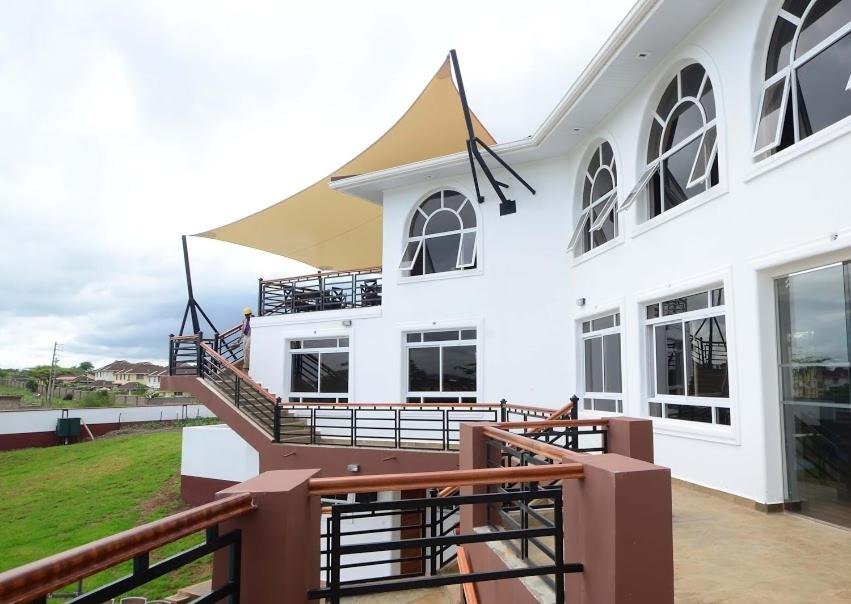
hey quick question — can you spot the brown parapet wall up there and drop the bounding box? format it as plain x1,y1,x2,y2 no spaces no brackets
163,375,460,478
181,475,238,506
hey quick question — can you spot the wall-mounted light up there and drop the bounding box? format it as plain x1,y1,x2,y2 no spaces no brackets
347,464,360,473
576,298,586,307
342,319,352,327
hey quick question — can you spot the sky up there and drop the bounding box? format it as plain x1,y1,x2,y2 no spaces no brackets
0,0,635,369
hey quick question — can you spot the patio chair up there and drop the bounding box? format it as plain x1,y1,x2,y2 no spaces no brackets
360,279,381,306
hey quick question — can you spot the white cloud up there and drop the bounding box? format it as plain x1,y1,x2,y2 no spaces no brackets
0,0,634,368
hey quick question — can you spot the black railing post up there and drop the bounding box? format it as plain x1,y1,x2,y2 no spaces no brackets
569,394,580,450
273,397,282,442
257,277,264,317
234,376,241,409
196,332,204,378
168,334,175,376
330,507,342,604
554,489,565,604
499,398,508,422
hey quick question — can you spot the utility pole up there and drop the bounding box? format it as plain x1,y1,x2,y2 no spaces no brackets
46,342,59,408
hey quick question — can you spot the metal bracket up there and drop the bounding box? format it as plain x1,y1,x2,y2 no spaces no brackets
449,49,535,216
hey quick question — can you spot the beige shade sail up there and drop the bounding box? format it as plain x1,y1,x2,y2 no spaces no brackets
196,57,495,270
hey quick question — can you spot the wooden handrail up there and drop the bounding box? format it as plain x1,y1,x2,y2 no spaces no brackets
261,266,382,285
437,485,458,498
0,493,254,604
199,342,279,407
456,546,479,604
281,401,553,413
308,463,583,496
494,418,609,430
482,426,573,462
171,334,201,341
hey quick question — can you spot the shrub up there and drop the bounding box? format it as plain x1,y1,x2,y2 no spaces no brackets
25,380,38,393
62,393,73,401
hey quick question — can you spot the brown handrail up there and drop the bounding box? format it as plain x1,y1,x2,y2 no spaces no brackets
456,546,479,604
494,418,609,430
0,493,254,604
482,426,572,462
261,266,382,285
308,463,583,496
281,401,553,413
199,342,279,407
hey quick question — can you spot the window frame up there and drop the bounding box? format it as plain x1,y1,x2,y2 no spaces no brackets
399,189,479,278
752,1,851,158
580,312,624,414
404,328,479,403
287,336,351,403
568,142,620,255
644,288,732,427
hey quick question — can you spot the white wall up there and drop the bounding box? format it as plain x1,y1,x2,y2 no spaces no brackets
180,424,259,482
249,0,851,505
0,404,215,435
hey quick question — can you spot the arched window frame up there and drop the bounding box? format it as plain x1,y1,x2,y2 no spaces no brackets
753,0,851,157
398,189,478,276
621,63,719,217
568,141,619,253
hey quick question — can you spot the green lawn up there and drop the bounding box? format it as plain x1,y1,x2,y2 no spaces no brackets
0,430,212,600
0,384,39,405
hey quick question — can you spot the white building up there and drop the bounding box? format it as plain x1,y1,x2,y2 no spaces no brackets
202,0,851,528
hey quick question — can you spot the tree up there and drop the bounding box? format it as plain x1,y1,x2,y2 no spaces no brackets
78,361,94,372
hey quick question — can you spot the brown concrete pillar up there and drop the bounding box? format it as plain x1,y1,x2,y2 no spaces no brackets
458,423,492,531
605,417,654,463
212,469,321,603
564,454,673,604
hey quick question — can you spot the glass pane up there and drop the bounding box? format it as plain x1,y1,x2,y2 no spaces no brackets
303,338,339,349
716,407,731,425
604,334,623,393
647,120,663,162
664,403,713,423
617,400,623,413
409,348,440,391
681,63,705,98
687,316,729,397
591,169,614,203
338,337,349,347
699,77,716,122
442,345,476,392
424,210,462,235
662,137,702,209
424,331,459,342
662,291,709,316
459,200,477,228
650,170,662,217
582,175,593,208
582,321,591,333
584,398,593,410
591,314,615,331
663,102,705,151
291,353,319,393
443,190,465,211
458,231,476,267
656,76,679,120
585,337,604,392
601,141,614,166
460,329,477,340
780,366,850,405
688,126,718,186
776,264,848,364
766,16,798,77
796,32,851,139
754,76,789,152
588,145,601,175
783,0,809,18
646,303,660,319
423,234,461,274
399,240,421,269
290,340,302,349
409,210,426,237
421,192,441,215
795,0,851,59
591,205,616,247
655,323,685,396
406,333,422,343
649,402,663,417
711,288,725,306
594,398,617,412
319,352,349,393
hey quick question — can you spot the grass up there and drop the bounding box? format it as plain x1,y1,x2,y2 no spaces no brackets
0,430,213,600
0,384,39,404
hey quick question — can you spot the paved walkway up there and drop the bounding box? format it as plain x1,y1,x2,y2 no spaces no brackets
674,483,851,603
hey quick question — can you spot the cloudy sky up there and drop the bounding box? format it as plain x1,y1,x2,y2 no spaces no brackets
0,0,634,369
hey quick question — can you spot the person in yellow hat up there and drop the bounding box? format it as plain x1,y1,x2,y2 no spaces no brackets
241,307,252,371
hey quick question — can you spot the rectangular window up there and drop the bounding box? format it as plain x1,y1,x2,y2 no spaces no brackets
288,337,350,402
406,329,477,403
581,313,623,413
646,287,731,425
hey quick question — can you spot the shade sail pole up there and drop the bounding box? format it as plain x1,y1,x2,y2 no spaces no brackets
449,49,535,216
179,235,218,337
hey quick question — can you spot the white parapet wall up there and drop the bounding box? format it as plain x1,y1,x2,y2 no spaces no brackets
180,424,260,483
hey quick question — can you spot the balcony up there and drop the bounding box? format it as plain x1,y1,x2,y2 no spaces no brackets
259,267,382,316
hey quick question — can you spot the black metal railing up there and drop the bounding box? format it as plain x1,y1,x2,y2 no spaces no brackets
311,487,578,604
213,324,245,366
259,267,382,316
168,334,203,376
518,422,608,454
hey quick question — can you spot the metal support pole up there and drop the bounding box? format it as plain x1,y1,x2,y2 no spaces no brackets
182,235,201,335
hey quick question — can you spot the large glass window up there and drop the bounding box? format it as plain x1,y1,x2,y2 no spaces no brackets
568,142,619,254
621,64,719,218
288,337,350,402
399,190,478,277
646,288,730,425
754,0,851,157
406,329,477,403
581,313,623,413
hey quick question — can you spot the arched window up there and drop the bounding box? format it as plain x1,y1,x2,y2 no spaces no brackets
753,0,851,157
398,190,478,276
568,141,618,254
621,64,719,218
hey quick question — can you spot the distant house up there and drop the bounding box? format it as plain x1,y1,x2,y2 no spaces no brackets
93,361,134,383
147,368,169,390
93,361,166,389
